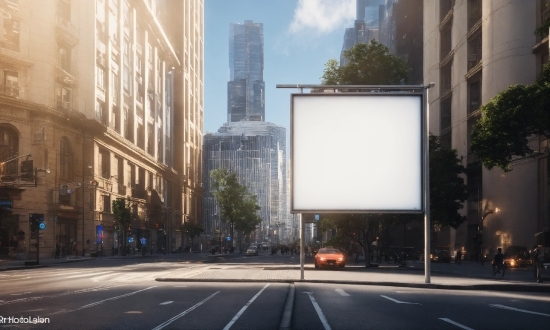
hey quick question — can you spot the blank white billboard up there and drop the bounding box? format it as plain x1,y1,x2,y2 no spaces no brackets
291,93,423,213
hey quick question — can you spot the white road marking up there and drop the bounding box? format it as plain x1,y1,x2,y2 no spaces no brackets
159,301,173,305
151,291,220,330
380,295,421,305
178,270,203,278
66,271,112,279
92,273,121,281
10,292,31,296
335,289,350,296
439,318,475,330
304,292,331,330
489,304,550,317
223,284,271,330
174,286,187,288
75,286,156,311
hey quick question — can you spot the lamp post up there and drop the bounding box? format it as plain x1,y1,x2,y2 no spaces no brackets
479,207,500,264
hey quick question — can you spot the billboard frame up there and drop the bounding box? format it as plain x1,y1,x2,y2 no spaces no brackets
290,90,426,214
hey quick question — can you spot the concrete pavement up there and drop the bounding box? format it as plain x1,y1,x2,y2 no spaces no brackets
1,253,548,292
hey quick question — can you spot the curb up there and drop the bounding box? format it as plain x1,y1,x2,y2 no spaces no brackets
155,278,550,293
0,257,95,271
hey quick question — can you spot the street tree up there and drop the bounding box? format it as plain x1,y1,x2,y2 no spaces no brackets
322,40,410,85
210,168,261,251
112,197,137,256
182,222,204,252
470,63,550,171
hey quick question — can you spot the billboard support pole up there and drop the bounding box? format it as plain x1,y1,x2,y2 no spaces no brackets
300,214,304,280
424,83,435,284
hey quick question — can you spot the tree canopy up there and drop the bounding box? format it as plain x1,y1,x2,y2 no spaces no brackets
322,40,410,85
210,168,261,240
470,63,550,171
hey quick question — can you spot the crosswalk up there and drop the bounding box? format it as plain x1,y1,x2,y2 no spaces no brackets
0,263,210,284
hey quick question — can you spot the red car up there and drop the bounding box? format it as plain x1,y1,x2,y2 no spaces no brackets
314,248,346,268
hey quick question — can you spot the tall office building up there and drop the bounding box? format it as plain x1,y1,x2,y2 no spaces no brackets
203,122,287,246
0,0,204,258
228,20,264,122
424,0,549,256
340,0,383,66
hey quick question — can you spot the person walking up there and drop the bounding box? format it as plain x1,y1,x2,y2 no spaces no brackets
456,249,462,265
55,243,60,259
532,245,543,283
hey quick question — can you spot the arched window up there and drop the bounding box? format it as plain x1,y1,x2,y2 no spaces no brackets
60,137,73,181
0,125,19,177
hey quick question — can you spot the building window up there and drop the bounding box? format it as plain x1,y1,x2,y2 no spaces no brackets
467,0,482,30
56,85,71,111
440,25,452,60
2,19,20,51
97,66,105,90
440,63,452,95
468,78,481,114
98,149,110,179
58,47,71,72
1,70,19,97
60,137,74,182
147,123,154,156
440,0,455,22
467,31,482,72
57,0,71,22
0,126,19,177
111,70,119,105
102,195,111,213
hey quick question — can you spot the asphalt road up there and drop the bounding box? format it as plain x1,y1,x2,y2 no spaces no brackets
0,253,549,329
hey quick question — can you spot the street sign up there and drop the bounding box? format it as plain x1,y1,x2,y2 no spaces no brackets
39,222,46,230
226,237,231,241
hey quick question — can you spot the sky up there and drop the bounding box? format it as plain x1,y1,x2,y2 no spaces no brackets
204,0,356,136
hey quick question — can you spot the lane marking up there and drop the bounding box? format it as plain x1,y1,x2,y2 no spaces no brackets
223,284,271,330
10,292,31,296
335,289,350,297
178,271,203,278
489,304,550,317
174,286,187,288
67,271,112,279
151,291,220,330
92,273,121,281
159,301,173,305
380,295,421,305
1,285,121,307
439,318,475,330
75,286,156,311
303,292,331,330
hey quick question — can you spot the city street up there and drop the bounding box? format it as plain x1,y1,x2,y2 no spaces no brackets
1,253,549,329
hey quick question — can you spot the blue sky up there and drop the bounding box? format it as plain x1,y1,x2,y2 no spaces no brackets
204,0,356,135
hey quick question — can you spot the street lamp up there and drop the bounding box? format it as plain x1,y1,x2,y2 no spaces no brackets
479,207,500,264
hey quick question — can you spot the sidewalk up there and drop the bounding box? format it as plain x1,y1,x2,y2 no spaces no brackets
155,259,550,293
0,256,95,271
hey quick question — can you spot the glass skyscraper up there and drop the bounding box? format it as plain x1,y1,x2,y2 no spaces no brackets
228,20,265,122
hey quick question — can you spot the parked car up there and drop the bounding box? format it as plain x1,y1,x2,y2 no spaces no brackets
314,247,346,269
245,246,258,256
504,245,531,268
430,248,451,263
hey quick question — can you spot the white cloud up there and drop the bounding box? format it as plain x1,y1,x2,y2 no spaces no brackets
288,0,355,35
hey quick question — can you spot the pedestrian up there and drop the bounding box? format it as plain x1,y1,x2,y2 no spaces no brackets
456,249,462,265
55,243,60,259
532,245,543,283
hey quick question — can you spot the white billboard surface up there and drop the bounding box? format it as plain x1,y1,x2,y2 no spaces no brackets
292,94,423,212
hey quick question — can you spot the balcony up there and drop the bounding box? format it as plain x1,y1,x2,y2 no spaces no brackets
56,66,78,87
132,185,147,199
0,39,19,52
56,100,70,114
0,84,19,97
118,184,126,195
56,17,79,47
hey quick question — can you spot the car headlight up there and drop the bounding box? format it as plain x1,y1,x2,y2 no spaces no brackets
320,257,326,261
338,257,344,261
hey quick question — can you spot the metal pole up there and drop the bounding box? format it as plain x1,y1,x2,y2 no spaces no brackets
300,214,304,280
424,84,433,284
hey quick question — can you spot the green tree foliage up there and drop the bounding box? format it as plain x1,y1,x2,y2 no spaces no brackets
429,135,468,229
470,64,550,171
112,197,137,255
182,222,204,251
210,168,261,251
322,40,410,85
